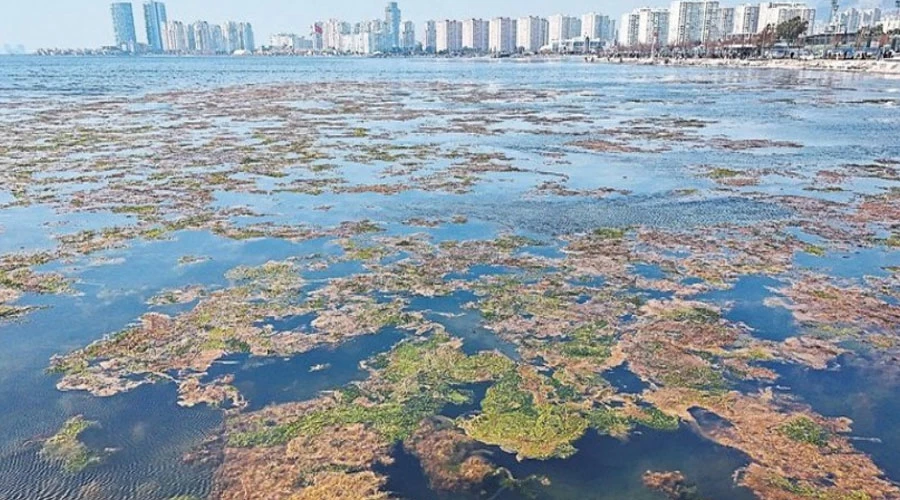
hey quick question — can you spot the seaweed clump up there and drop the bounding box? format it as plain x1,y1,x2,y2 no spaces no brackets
216,333,512,499
39,416,102,474
459,367,589,460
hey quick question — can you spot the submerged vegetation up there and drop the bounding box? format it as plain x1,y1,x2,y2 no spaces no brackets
778,416,830,447
39,416,102,474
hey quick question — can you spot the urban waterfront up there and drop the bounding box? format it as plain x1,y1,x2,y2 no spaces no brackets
24,0,898,60
1,56,900,499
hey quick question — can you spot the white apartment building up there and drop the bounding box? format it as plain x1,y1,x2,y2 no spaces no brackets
548,14,582,45
638,8,670,46
517,16,548,52
339,32,375,54
757,2,815,34
163,21,188,52
462,18,490,51
425,20,437,53
435,19,463,53
837,8,881,33
401,21,416,50
192,21,213,54
733,4,760,34
269,33,297,49
582,13,614,42
323,19,351,50
620,11,642,46
717,7,735,38
489,17,517,53
668,1,720,45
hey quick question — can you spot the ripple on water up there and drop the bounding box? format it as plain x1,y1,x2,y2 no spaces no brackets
0,384,221,500
380,426,754,500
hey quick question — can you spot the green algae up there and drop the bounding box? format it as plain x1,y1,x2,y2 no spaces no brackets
661,305,721,324
883,233,900,248
230,334,512,448
474,277,571,321
778,416,829,447
803,245,827,257
40,416,102,474
493,235,543,251
558,322,614,360
460,370,589,460
632,406,680,431
592,227,627,240
587,406,634,437
588,405,679,437
707,168,741,179
0,267,73,295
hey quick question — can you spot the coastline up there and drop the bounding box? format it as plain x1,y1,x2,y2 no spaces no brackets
598,56,900,75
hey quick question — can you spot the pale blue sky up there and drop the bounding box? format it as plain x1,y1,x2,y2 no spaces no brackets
0,0,885,50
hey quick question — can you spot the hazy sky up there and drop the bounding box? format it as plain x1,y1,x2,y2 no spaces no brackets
0,0,887,50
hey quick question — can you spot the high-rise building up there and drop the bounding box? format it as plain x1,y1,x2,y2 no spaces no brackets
323,19,350,51
717,7,735,38
548,15,581,45
384,2,402,49
757,2,815,34
211,24,226,53
311,22,324,51
489,17,517,53
517,16,548,53
143,1,168,53
462,19,489,52
110,2,137,52
435,20,462,53
702,1,721,41
582,13,614,42
239,22,255,52
619,11,642,46
668,1,719,45
163,20,188,52
223,21,241,53
733,4,760,34
191,21,212,54
424,20,437,53
838,8,881,33
637,8,670,46
401,21,416,50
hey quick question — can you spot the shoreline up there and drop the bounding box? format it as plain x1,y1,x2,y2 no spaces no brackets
597,56,900,75
10,52,900,76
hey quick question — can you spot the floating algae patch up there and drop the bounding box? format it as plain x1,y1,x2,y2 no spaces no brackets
458,367,590,460
216,333,514,499
39,415,103,474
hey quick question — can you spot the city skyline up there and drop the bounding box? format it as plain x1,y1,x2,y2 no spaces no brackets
2,0,896,51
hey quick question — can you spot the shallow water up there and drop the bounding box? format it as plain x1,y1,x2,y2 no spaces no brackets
1,56,899,499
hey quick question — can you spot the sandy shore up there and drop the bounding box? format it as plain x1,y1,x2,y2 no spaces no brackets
606,57,900,75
